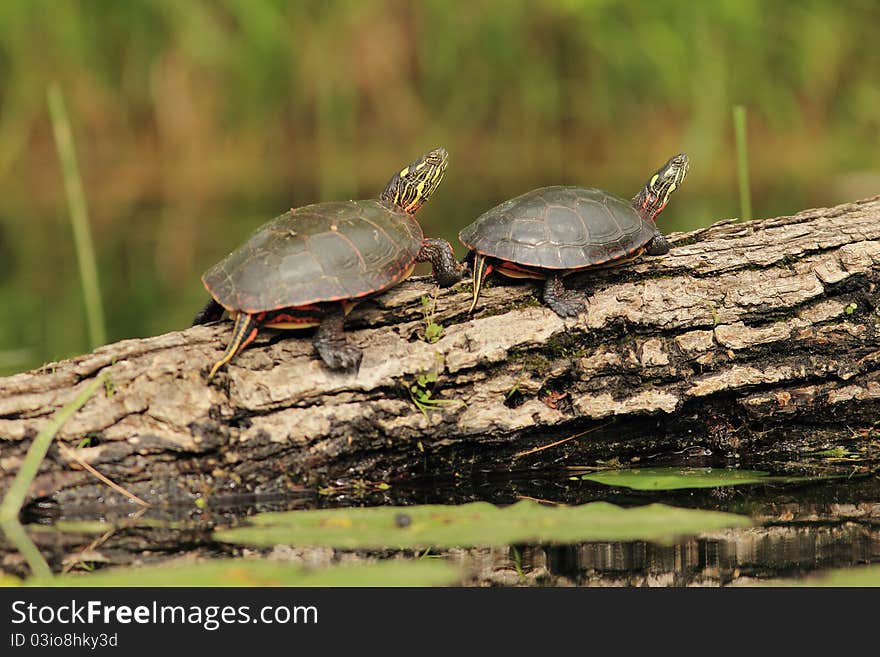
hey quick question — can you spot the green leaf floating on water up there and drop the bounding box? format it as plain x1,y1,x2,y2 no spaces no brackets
796,564,880,587
22,559,460,588
27,520,113,535
578,467,815,491
214,500,750,549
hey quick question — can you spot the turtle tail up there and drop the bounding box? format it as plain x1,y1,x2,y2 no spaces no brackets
207,312,259,381
468,253,493,314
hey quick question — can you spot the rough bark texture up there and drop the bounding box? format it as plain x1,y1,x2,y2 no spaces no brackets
1,197,879,508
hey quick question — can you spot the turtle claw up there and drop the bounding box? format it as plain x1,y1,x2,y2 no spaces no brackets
313,308,362,372
546,294,587,318
316,342,363,371
543,275,587,318
434,262,466,288
645,232,671,256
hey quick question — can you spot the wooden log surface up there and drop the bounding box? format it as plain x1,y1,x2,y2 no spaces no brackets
1,196,879,508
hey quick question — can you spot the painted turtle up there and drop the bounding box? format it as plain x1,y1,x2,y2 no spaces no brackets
193,147,462,379
459,153,689,317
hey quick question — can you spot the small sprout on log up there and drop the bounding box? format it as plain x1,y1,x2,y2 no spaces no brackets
420,291,444,343
845,302,857,315
703,300,720,327
409,369,466,419
424,322,444,343
417,370,438,387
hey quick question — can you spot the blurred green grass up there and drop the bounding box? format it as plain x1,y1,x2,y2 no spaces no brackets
1,0,879,374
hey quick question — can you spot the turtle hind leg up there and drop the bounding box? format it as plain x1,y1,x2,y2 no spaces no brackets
192,298,225,326
542,275,586,318
207,312,259,381
313,306,362,371
467,253,493,314
645,232,670,255
417,238,465,287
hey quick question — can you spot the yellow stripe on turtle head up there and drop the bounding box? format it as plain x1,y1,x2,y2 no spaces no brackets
381,147,449,214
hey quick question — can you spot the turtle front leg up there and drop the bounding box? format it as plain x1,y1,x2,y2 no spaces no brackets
645,232,671,256
313,306,363,371
417,238,465,287
542,275,586,318
192,298,225,326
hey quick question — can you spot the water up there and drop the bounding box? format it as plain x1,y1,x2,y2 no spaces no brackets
7,455,878,586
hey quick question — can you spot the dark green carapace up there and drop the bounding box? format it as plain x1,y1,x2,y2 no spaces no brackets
203,200,423,312
460,154,689,318
194,147,463,378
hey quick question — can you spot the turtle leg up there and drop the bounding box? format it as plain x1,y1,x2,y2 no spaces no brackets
313,306,363,371
542,275,586,318
468,252,493,314
192,298,225,326
207,312,259,381
645,232,671,256
417,238,465,287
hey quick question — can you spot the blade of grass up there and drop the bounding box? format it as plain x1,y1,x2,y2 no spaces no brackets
69,455,150,507
513,421,611,459
47,83,107,349
0,374,105,578
732,105,752,221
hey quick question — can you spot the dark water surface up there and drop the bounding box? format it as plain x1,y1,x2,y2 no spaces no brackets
9,451,879,587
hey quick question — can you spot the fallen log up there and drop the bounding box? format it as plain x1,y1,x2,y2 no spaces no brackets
1,197,879,508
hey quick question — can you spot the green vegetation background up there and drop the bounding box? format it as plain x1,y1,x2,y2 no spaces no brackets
1,0,878,374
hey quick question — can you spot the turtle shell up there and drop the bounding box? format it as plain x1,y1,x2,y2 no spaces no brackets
203,200,422,312
459,186,655,270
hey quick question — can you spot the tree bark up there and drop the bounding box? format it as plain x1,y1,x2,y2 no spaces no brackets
2,197,879,508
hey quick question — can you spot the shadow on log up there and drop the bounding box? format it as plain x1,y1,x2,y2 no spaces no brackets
1,197,879,508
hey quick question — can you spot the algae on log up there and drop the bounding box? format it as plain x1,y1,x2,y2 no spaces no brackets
1,197,879,507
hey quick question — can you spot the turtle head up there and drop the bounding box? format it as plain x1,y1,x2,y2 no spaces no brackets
380,147,449,214
633,153,689,222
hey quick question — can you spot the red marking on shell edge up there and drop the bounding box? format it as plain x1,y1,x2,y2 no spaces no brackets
264,313,321,326
498,261,540,275
262,304,322,315
266,299,344,311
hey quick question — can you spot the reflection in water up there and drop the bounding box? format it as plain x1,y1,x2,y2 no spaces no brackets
3,469,880,585
464,523,880,586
